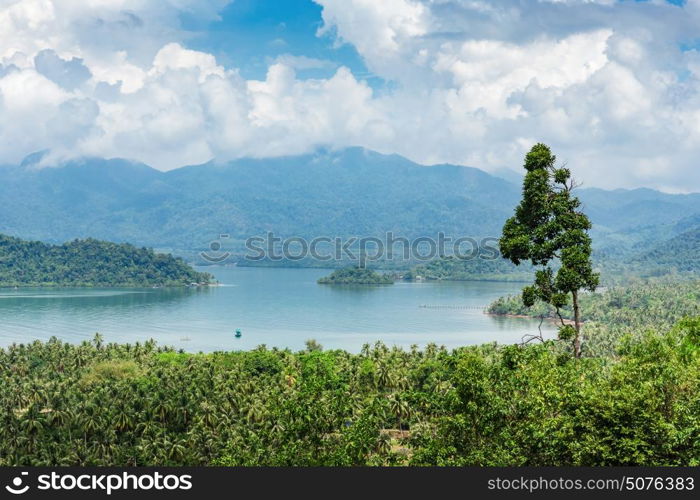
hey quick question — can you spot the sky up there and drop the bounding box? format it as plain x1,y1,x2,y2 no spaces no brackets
0,0,699,192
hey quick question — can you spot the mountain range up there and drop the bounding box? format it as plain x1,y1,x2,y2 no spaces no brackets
1,148,698,268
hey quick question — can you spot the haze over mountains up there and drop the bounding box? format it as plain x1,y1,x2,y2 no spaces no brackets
1,148,698,263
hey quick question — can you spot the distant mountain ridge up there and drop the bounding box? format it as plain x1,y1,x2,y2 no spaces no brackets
1,148,698,262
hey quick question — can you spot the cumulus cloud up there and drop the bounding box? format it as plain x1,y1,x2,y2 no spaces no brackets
34,49,91,90
0,0,384,169
0,0,699,192
315,0,700,192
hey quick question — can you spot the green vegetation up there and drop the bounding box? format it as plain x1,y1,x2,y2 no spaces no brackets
0,234,213,287
630,226,700,273
0,150,519,252
592,223,700,281
500,144,599,358
2,148,698,467
403,221,700,284
405,255,533,282
2,150,698,261
488,280,700,357
318,266,394,285
0,314,698,466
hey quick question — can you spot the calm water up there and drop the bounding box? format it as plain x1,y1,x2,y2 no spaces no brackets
0,267,553,352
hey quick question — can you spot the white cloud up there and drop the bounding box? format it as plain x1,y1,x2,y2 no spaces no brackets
271,54,335,71
0,0,699,192
151,43,226,82
314,0,700,192
317,0,428,80
34,49,92,90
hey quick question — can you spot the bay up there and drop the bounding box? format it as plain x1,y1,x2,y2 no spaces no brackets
0,267,554,352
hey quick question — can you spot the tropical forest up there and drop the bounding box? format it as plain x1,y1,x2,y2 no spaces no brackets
1,0,700,477
1,144,698,467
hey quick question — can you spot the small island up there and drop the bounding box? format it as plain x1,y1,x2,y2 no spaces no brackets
0,234,214,287
317,266,394,285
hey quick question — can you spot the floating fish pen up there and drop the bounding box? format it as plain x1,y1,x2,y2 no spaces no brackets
419,305,485,310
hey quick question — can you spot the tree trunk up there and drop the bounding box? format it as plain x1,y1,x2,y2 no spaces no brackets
572,290,581,358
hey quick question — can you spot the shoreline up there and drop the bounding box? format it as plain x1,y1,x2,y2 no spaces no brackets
486,312,577,326
0,283,218,290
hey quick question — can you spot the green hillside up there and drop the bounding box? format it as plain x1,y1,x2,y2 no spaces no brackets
488,279,700,356
406,255,534,282
631,226,700,273
1,149,697,261
0,149,518,251
0,235,213,287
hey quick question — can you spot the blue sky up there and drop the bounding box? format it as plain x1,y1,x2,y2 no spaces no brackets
183,0,691,78
182,0,378,83
0,0,699,192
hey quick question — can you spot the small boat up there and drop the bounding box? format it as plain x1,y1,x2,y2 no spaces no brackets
235,328,242,338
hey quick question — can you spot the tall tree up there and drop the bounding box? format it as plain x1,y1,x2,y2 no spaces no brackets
499,143,599,358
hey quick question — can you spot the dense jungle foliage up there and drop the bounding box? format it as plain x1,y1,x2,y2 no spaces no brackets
405,255,533,282
0,235,213,287
488,280,700,357
1,310,698,466
318,266,394,284
628,227,700,273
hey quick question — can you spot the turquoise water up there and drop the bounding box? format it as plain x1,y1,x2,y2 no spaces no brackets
0,267,553,352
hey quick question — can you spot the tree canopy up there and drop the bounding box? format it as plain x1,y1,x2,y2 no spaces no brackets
500,144,599,357
0,234,213,287
0,314,697,466
318,266,394,285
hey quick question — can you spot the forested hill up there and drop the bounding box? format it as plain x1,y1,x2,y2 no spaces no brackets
0,235,213,287
2,148,698,256
318,266,394,284
631,226,700,272
0,149,516,250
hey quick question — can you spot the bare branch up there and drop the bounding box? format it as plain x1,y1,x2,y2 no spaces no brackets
555,307,567,328
520,315,546,347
